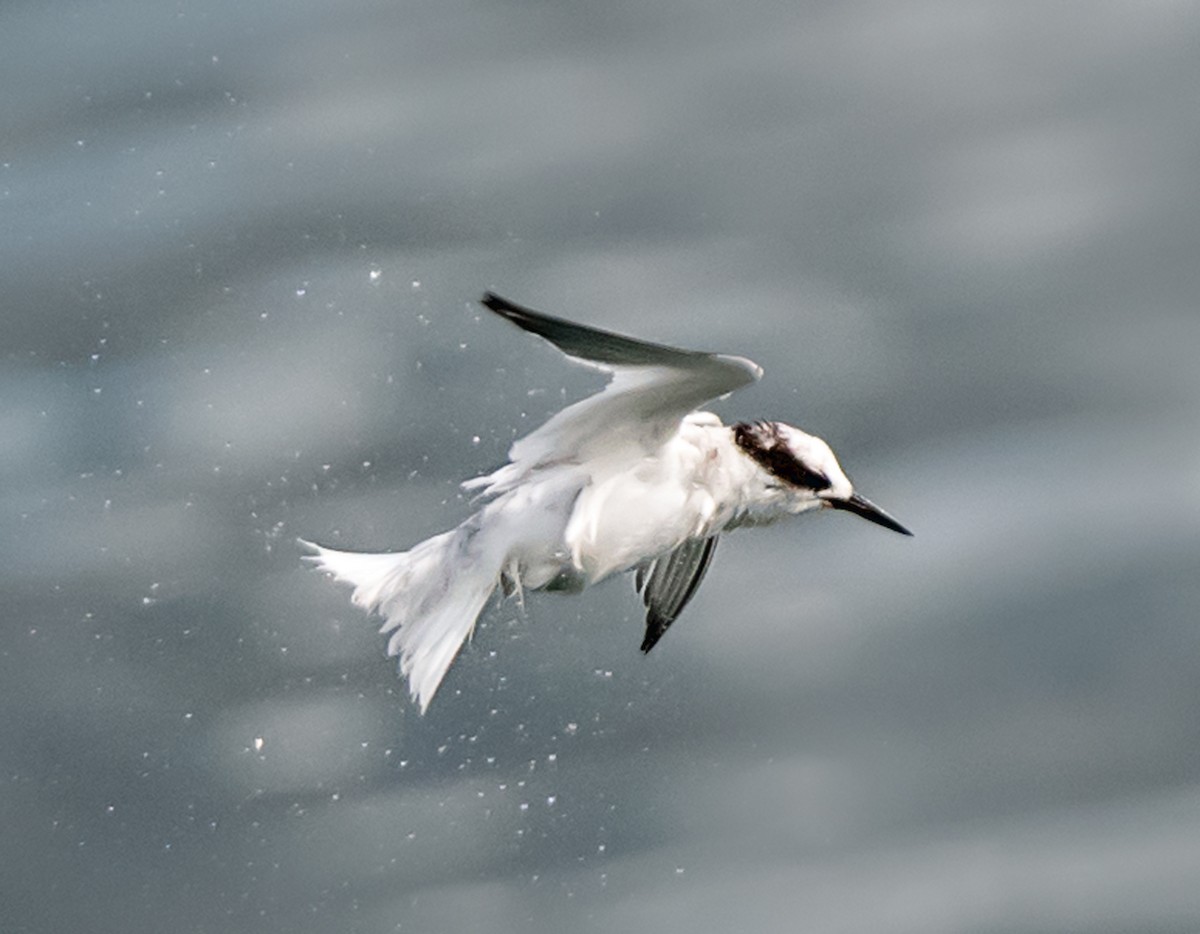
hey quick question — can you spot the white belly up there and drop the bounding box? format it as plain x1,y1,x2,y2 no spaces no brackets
564,445,718,582
491,415,734,590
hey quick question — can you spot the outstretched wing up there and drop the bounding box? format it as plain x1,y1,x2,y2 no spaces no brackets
634,535,719,653
467,293,762,497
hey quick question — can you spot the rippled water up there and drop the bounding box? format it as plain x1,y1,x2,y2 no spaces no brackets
4,2,1200,932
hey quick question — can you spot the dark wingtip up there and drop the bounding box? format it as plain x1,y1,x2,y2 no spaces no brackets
478,291,705,368
640,613,669,654
479,291,565,335
480,291,539,322
480,291,510,312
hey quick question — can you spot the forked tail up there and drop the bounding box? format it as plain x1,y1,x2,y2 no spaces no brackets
301,521,500,712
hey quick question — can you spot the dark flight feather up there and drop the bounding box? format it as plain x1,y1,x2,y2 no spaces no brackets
636,536,719,653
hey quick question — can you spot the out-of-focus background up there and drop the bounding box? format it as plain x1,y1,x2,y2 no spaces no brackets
3,2,1199,932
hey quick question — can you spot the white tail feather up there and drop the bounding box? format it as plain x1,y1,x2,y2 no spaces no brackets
300,526,500,713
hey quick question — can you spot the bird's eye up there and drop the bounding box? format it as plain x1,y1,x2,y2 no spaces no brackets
734,422,832,491
794,465,831,492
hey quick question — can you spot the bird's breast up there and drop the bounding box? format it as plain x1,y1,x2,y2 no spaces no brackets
561,429,729,582
565,476,708,582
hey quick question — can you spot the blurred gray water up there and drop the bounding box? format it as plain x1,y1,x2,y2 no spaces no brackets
3,2,1200,932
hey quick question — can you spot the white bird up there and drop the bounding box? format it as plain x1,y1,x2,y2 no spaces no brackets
303,293,911,712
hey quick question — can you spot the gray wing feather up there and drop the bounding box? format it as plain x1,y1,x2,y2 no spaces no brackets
467,294,762,499
637,536,719,653
482,292,706,369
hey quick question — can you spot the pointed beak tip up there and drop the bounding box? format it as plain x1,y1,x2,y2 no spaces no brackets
831,492,913,537
878,516,914,538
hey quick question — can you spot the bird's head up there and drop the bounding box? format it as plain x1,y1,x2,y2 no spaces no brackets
733,421,912,536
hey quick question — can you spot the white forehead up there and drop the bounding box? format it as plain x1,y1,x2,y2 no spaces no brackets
776,424,852,491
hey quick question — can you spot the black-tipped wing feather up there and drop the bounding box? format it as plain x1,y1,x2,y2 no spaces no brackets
482,292,707,369
636,536,719,653
467,294,763,500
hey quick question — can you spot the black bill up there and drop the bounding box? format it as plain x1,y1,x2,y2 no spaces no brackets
829,492,913,536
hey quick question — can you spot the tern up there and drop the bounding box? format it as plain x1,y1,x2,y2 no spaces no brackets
303,293,911,712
